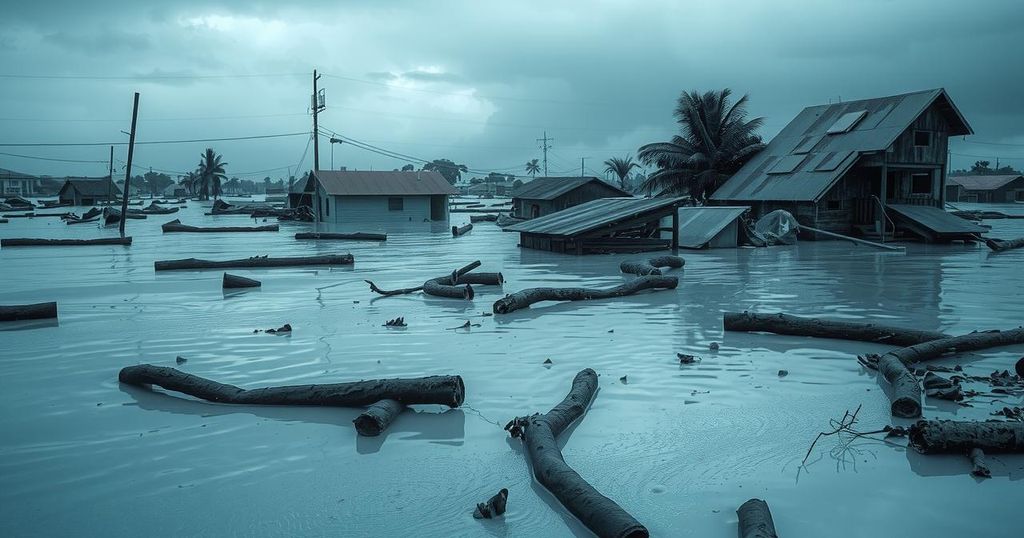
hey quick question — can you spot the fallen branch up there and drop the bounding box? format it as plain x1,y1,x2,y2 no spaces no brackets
161,219,279,233
223,273,261,289
909,419,1024,454
619,255,684,276
353,399,405,436
452,223,473,237
737,499,778,538
493,275,678,314
985,237,1024,252
155,254,354,271
505,369,647,538
1,237,132,247
295,232,386,241
364,261,484,297
0,302,57,322
724,311,949,346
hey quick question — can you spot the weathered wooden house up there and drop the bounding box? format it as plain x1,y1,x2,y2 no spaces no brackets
58,177,121,205
511,177,630,219
711,88,984,241
302,170,457,223
945,175,1024,203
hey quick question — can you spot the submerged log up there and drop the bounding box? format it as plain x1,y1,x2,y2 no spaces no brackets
470,214,499,223
353,399,405,436
452,223,473,237
155,254,354,271
737,499,778,538
986,237,1024,252
724,311,949,346
493,275,678,315
0,218,8,224
506,369,647,538
365,261,482,297
0,302,57,322
619,255,685,276
161,219,279,233
423,275,474,300
1,237,132,247
223,273,261,289
295,232,387,241
909,420,1024,454
119,364,466,408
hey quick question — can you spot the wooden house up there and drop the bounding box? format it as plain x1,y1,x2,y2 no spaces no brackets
711,88,984,241
0,168,37,197
302,170,458,224
511,177,630,219
58,178,121,205
946,175,1024,203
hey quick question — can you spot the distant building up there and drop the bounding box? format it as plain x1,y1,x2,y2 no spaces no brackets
511,176,630,219
946,175,1024,203
302,170,458,223
0,168,38,197
58,178,122,205
161,183,188,198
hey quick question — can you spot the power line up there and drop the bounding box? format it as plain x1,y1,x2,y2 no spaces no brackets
0,73,305,81
0,131,309,147
950,151,1024,161
0,150,108,163
0,112,307,123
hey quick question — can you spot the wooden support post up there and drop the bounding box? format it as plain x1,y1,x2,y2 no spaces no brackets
119,92,140,238
671,207,679,253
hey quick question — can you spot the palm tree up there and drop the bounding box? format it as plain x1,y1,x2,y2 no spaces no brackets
638,89,764,201
604,155,640,191
525,158,541,177
179,171,199,197
197,148,228,201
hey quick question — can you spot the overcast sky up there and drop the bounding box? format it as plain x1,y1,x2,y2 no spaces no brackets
1,0,1022,181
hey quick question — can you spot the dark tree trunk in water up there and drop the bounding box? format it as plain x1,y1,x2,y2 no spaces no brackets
909,420,1024,454
452,223,473,236
985,237,1024,252
161,219,279,233
737,498,778,538
295,232,386,241
878,354,922,418
0,302,57,322
493,276,677,314
353,399,405,436
505,369,648,538
155,254,354,271
619,255,684,276
223,273,261,289
724,311,949,346
364,261,498,300
1,237,132,247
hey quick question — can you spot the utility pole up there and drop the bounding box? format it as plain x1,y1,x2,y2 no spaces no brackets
119,92,139,238
108,145,114,200
580,157,585,178
537,131,553,176
312,69,325,173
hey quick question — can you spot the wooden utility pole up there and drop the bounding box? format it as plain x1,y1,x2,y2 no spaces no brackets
108,145,114,200
580,157,585,178
312,70,324,172
537,131,553,176
119,92,139,238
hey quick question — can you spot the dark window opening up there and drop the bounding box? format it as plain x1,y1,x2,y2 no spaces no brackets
826,199,842,211
1016,191,1024,202
388,197,404,211
325,198,330,216
911,174,932,194
913,130,931,147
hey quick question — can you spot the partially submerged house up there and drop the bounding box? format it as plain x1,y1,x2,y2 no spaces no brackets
945,175,1024,203
711,88,985,242
302,170,458,223
511,177,630,219
1,168,37,197
505,196,686,254
58,177,121,205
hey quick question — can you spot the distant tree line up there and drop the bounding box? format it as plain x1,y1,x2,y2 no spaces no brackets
950,160,1021,176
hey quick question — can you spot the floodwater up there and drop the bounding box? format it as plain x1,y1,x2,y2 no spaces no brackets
1,199,1022,537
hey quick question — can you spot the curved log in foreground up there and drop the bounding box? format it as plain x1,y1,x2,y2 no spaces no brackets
0,302,57,322
986,237,1024,252
493,275,677,315
161,219,279,233
737,498,778,538
909,420,1024,454
505,369,647,538
223,273,261,289
155,254,354,271
119,364,465,408
620,255,685,276
365,261,487,299
1,237,132,247
295,232,386,241
353,399,405,436
724,311,949,346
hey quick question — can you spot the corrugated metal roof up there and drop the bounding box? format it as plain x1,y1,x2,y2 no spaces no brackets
313,170,458,196
506,196,686,236
947,175,1023,191
676,206,749,248
712,88,973,203
62,178,120,196
511,176,629,200
887,204,986,234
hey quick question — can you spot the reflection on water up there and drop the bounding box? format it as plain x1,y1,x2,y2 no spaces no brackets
1,201,1022,537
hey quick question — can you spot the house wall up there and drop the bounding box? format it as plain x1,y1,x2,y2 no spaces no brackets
2,179,35,196
886,106,951,166
319,194,435,224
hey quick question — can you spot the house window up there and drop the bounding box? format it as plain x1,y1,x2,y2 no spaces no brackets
913,130,931,147
826,199,842,211
1016,190,1024,202
325,197,330,216
911,173,932,194
388,197,404,211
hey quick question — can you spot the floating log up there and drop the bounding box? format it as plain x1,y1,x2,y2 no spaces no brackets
138,205,179,215
103,207,145,225
619,255,685,276
0,302,57,322
423,274,474,300
452,223,473,237
161,219,279,233
155,254,354,271
986,237,1024,252
470,214,499,223
2,213,34,218
119,364,465,408
223,273,261,289
365,261,485,297
724,311,949,346
0,218,7,224
493,275,678,314
353,399,405,436
294,232,387,241
737,499,778,538
909,420,1024,454
1,237,132,247
505,369,648,538
970,448,991,478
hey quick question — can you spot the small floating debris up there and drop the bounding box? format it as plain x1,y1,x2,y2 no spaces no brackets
677,353,700,364
778,369,788,377
709,342,720,351
473,488,508,519
176,356,187,365
384,317,407,327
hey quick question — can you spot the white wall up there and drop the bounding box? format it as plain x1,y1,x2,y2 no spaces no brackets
318,195,434,224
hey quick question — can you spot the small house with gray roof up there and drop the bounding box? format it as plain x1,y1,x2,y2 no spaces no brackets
946,175,1024,204
511,176,630,219
58,177,121,205
302,170,458,224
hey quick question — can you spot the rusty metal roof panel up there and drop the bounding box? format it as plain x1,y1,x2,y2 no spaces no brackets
506,196,686,236
676,206,749,248
314,170,457,196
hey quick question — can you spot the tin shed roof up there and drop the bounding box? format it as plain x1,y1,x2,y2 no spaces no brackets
676,206,749,248
512,176,629,200
506,196,686,236
313,170,458,196
947,175,1023,191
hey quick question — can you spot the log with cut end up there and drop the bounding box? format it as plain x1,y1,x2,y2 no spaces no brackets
223,273,261,289
155,254,354,271
161,219,279,233
505,369,647,538
724,311,949,346
119,364,465,408
909,420,1024,454
619,255,685,276
493,275,678,314
0,302,57,322
365,261,485,297
423,275,474,299
452,223,473,237
986,237,1024,252
1,237,132,247
295,232,386,241
353,399,405,436
737,498,778,538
